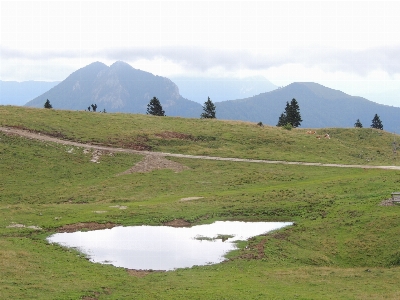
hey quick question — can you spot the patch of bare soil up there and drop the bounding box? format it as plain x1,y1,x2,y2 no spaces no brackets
380,199,396,206
163,219,191,227
57,222,117,233
237,237,268,260
155,131,194,140
119,154,190,174
126,269,165,277
83,149,114,163
180,197,204,202
119,142,152,151
271,231,289,240
109,205,127,209
6,223,42,230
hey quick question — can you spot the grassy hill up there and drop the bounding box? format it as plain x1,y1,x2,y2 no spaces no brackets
1,105,400,299
1,106,399,166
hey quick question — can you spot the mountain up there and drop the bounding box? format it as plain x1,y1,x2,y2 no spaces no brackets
0,81,60,106
216,82,400,133
170,75,277,103
21,62,399,133
25,61,202,117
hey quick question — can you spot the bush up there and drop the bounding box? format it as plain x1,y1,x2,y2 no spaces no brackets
283,123,293,130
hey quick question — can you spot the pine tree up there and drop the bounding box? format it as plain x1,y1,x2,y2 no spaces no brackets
354,119,363,128
371,114,383,130
277,99,302,128
276,112,287,127
200,97,216,119
147,97,165,116
44,99,52,109
287,98,302,128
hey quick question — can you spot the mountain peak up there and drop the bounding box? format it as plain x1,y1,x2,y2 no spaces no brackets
89,61,108,67
24,61,202,116
287,82,349,100
110,61,132,68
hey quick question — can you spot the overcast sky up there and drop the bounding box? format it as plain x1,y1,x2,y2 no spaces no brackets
1,1,400,105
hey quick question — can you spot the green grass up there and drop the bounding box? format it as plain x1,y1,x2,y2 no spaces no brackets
1,105,398,165
1,105,400,299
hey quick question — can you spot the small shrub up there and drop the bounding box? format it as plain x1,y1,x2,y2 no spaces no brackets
283,123,293,130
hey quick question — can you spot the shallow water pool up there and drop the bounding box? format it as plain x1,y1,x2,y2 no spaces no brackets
47,221,292,271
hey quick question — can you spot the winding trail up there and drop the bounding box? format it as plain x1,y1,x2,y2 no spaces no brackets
2,126,400,170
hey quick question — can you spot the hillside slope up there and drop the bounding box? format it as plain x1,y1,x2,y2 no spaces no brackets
1,105,399,166
1,105,400,299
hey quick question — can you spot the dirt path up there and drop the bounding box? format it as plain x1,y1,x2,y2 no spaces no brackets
1,126,400,170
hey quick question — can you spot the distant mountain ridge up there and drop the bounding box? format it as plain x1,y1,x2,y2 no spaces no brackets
21,61,400,133
170,75,277,103
0,80,60,106
216,82,400,133
25,61,202,117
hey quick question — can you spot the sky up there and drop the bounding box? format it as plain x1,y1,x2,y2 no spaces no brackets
1,1,400,106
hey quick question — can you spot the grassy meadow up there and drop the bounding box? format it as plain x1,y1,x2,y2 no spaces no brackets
1,105,400,299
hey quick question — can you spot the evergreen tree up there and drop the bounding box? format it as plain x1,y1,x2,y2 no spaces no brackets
200,97,216,119
371,114,383,130
44,99,52,109
147,97,165,116
287,98,302,128
354,119,363,128
277,98,302,128
276,112,287,127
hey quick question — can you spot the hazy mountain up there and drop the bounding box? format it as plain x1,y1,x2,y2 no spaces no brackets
362,89,400,108
216,82,400,133
170,75,277,103
25,61,202,117
21,62,400,133
0,80,60,106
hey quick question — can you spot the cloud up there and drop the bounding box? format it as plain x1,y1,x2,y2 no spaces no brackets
2,45,400,76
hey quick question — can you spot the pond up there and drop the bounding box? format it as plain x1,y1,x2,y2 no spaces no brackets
47,221,292,271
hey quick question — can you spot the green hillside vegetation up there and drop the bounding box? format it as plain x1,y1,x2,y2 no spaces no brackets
1,105,400,299
1,106,398,166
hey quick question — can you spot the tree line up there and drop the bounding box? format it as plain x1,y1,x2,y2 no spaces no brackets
44,97,385,130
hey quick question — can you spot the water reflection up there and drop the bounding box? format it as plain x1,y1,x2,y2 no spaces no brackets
47,221,292,271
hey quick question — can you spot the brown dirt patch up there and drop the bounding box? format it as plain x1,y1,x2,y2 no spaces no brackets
155,131,194,140
126,269,165,277
233,237,269,260
57,222,117,233
119,154,190,174
271,231,289,240
163,219,191,227
118,142,152,151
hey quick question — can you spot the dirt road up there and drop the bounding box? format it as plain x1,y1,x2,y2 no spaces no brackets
1,126,400,170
